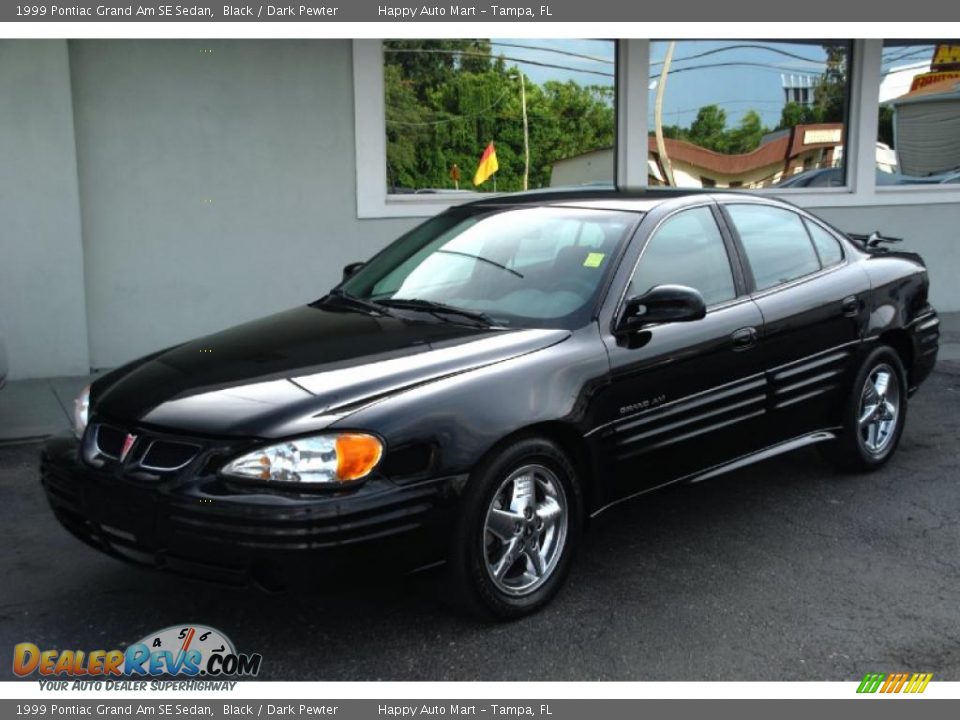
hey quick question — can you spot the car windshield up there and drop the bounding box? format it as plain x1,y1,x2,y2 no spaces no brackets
338,205,639,329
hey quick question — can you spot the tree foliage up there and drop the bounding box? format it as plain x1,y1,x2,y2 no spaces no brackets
383,40,615,192
659,105,770,155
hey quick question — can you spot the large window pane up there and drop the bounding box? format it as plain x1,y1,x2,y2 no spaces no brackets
647,41,850,189
383,40,615,194
879,42,960,186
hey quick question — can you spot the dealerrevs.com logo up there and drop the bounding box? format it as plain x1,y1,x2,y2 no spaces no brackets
13,624,262,679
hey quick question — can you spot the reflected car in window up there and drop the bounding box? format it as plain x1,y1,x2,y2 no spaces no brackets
40,190,940,618
774,167,845,188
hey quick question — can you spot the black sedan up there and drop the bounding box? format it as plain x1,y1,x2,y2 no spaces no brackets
41,189,940,618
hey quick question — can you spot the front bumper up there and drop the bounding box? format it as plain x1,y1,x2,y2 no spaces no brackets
40,435,463,588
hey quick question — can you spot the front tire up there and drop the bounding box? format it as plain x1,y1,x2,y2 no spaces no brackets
826,345,907,472
448,437,582,620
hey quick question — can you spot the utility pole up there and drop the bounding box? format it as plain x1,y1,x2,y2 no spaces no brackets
654,41,676,187
520,72,529,191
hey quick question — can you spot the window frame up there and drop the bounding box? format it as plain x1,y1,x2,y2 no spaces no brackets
613,201,750,329
353,39,960,220
354,39,620,218
718,199,852,297
722,202,826,292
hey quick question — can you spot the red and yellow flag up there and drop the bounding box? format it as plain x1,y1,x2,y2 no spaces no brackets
473,142,499,187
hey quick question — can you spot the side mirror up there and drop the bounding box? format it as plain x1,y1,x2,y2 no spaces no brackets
616,284,706,332
342,262,365,281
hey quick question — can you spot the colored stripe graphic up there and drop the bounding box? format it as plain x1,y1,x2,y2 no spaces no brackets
857,673,885,693
905,673,933,694
857,672,931,694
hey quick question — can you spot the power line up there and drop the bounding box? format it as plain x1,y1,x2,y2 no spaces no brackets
489,41,615,65
651,43,832,67
882,46,936,66
383,47,614,79
650,61,840,79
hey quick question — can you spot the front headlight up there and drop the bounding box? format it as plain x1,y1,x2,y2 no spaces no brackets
221,433,383,485
73,384,90,438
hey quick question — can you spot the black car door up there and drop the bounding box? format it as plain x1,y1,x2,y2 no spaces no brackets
592,203,768,502
720,201,870,442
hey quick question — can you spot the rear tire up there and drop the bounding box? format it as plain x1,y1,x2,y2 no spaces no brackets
448,437,582,620
824,345,907,472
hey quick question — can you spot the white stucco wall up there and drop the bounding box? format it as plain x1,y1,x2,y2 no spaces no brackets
69,40,416,371
813,202,960,313
0,41,90,379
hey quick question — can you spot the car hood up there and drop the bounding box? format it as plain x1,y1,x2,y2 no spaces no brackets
92,304,570,438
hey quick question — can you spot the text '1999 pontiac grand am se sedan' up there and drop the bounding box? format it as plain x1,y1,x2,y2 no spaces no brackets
41,189,940,618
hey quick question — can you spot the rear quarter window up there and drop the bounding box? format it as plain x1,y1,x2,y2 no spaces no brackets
804,219,845,267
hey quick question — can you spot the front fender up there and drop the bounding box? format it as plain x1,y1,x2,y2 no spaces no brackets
332,326,609,480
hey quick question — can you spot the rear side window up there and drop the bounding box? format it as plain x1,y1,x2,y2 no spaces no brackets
629,206,737,307
804,219,844,267
726,204,821,291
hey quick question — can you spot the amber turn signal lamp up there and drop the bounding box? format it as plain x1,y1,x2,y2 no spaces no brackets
335,433,384,481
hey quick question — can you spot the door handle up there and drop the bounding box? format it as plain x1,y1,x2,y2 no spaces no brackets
731,326,758,350
842,295,860,317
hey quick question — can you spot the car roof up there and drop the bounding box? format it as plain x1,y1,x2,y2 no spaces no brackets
460,186,765,213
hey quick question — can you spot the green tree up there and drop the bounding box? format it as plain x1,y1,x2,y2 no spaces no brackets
878,105,895,148
728,110,766,154
813,42,848,123
688,105,729,153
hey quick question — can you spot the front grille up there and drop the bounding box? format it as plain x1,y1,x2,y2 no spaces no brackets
95,425,126,459
141,440,201,471
89,423,202,475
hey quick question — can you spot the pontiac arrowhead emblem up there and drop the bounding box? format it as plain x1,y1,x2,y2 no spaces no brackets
120,433,137,462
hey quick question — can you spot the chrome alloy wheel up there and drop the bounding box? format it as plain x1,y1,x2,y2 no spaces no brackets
483,464,568,596
858,363,901,455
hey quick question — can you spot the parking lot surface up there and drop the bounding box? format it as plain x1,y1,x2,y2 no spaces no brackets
2,369,958,681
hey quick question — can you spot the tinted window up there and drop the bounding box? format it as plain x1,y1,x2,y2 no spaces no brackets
629,207,737,307
726,205,821,291
804,219,844,267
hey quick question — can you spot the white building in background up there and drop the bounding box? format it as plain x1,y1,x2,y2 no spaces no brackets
2,39,959,381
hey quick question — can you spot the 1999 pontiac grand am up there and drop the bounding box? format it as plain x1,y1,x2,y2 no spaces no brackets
41,189,940,618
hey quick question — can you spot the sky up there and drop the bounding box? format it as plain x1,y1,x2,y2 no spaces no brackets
487,39,939,132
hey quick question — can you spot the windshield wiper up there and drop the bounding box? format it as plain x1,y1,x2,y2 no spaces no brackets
318,289,396,317
378,297,496,327
435,249,524,278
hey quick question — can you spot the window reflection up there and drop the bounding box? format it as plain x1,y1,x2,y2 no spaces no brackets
647,41,851,189
382,40,616,194
879,42,960,186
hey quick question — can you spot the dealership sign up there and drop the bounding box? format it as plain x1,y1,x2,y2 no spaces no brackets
909,43,960,91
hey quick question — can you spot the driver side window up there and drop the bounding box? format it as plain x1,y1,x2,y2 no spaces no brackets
629,207,737,307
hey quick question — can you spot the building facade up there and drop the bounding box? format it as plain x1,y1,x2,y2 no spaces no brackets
0,39,958,380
